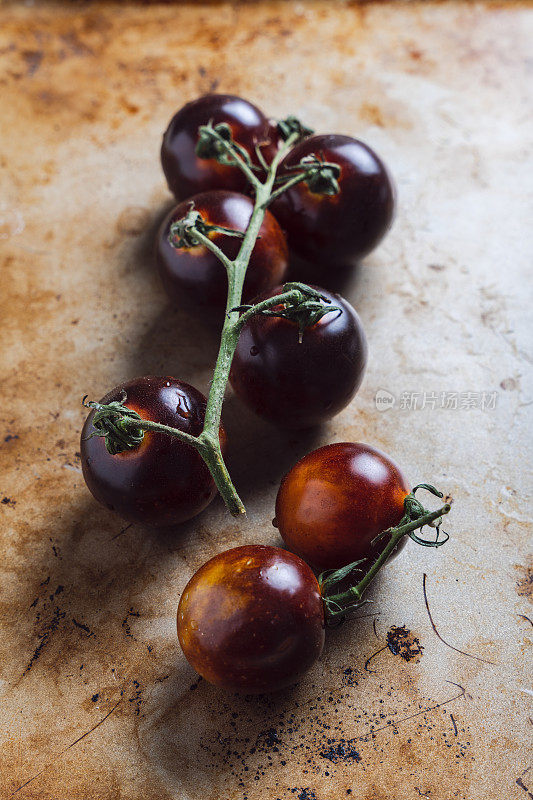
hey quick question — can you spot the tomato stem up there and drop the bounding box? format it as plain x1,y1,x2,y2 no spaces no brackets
321,486,452,624
83,117,342,516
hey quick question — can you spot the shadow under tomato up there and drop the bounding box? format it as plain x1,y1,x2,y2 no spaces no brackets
4,490,231,691
286,252,364,297
128,300,221,389
221,392,324,505
136,600,385,798
137,656,319,797
122,199,176,277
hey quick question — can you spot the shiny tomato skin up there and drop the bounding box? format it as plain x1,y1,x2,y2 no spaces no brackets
81,376,225,527
156,191,288,313
229,286,368,428
272,134,395,266
177,545,325,692
161,94,276,201
275,443,409,570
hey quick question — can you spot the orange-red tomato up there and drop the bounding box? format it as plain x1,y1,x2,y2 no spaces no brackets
275,442,409,570
177,545,325,692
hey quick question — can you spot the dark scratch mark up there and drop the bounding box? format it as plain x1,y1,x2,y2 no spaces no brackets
518,614,533,628
423,573,496,664
367,682,467,737
111,522,133,541
373,617,379,639
364,644,387,673
450,712,458,736
128,679,143,716
516,777,533,798
122,607,140,640
66,700,122,749
50,539,61,558
24,607,66,674
8,768,47,797
8,701,121,797
72,618,95,637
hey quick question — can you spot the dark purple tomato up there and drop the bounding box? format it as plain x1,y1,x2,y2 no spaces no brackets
229,286,368,428
156,190,288,313
275,442,410,570
81,376,225,527
177,545,325,692
272,134,395,266
161,94,276,201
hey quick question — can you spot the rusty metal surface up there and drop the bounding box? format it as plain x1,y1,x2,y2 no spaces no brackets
0,2,531,798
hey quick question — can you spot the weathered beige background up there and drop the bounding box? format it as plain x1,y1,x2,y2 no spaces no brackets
0,1,531,798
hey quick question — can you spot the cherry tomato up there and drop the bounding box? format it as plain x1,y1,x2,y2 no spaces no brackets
161,94,276,201
81,376,225,526
156,191,288,313
229,286,368,428
272,134,395,266
177,545,325,692
275,442,409,570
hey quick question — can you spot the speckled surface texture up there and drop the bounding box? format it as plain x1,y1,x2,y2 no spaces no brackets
0,2,532,798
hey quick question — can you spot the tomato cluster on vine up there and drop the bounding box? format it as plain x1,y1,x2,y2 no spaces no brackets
81,93,452,694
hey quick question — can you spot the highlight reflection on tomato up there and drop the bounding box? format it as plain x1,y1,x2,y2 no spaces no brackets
275,442,410,570
229,285,368,428
156,191,288,313
272,134,395,266
177,545,325,692
161,94,276,201
81,376,225,526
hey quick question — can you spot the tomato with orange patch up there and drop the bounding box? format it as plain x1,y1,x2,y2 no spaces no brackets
156,191,288,315
81,376,225,526
275,442,410,570
177,545,325,692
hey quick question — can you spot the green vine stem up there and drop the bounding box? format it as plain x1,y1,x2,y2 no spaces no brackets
83,119,340,516
320,485,453,624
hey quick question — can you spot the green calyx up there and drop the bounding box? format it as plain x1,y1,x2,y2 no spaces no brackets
232,282,341,343
277,115,314,143
82,392,144,455
195,121,258,171
301,155,341,195
319,485,453,625
275,153,341,197
168,207,245,250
